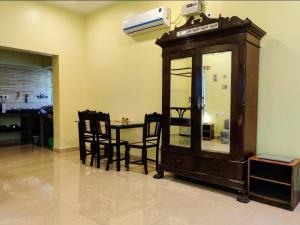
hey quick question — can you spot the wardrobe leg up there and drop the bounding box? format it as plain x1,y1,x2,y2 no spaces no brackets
237,190,250,203
153,169,164,179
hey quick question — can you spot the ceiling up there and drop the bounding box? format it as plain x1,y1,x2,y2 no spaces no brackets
46,1,116,15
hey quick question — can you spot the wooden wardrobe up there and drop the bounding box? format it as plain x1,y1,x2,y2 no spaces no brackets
154,14,266,201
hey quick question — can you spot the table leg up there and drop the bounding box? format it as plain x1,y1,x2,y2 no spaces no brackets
116,128,121,171
40,117,44,147
78,123,84,162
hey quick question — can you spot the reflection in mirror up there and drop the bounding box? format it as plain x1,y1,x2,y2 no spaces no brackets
201,51,231,154
170,57,192,148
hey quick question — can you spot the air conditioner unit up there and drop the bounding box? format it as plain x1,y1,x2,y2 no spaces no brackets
123,7,171,36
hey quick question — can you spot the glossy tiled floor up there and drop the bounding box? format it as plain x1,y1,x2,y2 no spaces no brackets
0,145,299,225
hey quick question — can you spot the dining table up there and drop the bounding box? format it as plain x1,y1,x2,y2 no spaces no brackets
110,121,144,171
76,120,144,171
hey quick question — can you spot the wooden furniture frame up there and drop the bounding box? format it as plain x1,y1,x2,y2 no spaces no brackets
125,112,163,174
0,112,47,147
248,155,300,210
109,121,144,171
77,117,144,171
154,14,266,201
202,123,214,140
91,112,129,171
78,110,108,167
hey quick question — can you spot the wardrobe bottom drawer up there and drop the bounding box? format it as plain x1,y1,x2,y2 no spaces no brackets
196,158,245,180
162,152,194,171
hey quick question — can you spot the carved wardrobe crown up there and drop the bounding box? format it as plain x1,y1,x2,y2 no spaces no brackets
156,13,266,46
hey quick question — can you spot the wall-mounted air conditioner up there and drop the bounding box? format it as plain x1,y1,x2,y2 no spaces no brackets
123,7,171,36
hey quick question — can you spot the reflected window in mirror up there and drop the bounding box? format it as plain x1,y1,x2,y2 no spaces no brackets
201,51,231,154
170,57,192,148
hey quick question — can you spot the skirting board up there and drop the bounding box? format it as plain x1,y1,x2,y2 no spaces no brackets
53,147,79,153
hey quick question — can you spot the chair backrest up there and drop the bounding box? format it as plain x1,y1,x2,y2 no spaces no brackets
143,112,163,145
97,111,112,142
78,110,99,134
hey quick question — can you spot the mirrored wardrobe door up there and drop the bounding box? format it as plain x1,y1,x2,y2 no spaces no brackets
169,57,192,148
200,51,232,154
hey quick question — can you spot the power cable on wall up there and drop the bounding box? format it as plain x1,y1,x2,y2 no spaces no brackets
171,12,184,29
171,12,182,25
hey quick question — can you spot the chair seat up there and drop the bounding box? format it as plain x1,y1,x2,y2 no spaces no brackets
83,132,93,138
99,139,128,146
84,136,107,143
83,137,94,143
129,141,157,148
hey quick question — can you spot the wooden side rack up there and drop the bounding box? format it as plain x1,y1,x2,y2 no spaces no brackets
248,155,300,210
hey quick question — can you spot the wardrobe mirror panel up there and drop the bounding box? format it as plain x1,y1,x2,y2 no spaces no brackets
170,57,192,148
201,51,231,154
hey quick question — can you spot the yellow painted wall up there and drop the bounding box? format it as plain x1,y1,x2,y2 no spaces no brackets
0,1,88,149
0,1,299,158
0,49,51,68
84,1,300,157
84,2,187,153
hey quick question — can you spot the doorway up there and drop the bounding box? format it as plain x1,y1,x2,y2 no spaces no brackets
0,46,58,149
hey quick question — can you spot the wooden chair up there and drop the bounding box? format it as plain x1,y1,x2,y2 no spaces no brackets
96,112,128,171
125,113,163,174
78,110,107,167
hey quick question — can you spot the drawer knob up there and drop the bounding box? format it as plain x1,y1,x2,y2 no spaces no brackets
175,159,182,164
